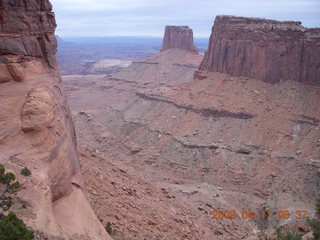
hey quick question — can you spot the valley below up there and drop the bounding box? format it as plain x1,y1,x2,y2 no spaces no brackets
61,27,320,239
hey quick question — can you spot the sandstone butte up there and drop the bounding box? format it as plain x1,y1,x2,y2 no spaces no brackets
0,0,111,239
161,25,198,53
199,15,320,84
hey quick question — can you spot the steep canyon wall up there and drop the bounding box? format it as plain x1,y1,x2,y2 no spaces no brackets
0,0,110,239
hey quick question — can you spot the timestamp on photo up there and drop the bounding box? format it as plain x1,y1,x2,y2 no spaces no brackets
210,210,308,220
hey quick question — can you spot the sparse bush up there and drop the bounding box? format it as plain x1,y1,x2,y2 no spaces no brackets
21,167,31,177
274,227,302,240
0,164,20,216
258,230,268,240
0,212,34,240
315,198,320,216
308,218,320,239
0,197,12,212
105,222,115,235
0,165,4,175
7,181,20,194
0,164,20,199
306,198,320,240
258,227,302,240
0,166,34,239
1,172,15,185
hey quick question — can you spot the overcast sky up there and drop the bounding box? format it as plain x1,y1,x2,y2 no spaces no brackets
51,0,320,38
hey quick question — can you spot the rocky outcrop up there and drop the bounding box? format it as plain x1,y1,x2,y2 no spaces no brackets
0,0,58,82
199,15,320,84
0,0,110,239
161,26,198,53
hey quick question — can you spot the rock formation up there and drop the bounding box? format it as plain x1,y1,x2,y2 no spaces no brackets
58,14,320,239
161,25,198,53
0,0,110,239
199,15,320,84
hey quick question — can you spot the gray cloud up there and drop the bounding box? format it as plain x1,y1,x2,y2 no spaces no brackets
51,0,320,38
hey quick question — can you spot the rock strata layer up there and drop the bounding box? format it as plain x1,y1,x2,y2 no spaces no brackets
199,15,320,84
0,0,110,239
161,25,198,53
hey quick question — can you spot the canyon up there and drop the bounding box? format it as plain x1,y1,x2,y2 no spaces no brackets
0,1,319,240
63,17,320,240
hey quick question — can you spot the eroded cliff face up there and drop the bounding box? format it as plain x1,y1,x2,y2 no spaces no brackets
199,15,320,84
161,25,198,53
0,1,110,239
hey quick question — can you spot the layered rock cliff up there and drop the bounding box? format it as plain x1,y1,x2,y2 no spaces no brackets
0,0,110,239
199,15,320,84
161,25,198,53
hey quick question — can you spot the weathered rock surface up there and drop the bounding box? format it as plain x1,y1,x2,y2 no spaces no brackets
113,48,203,87
199,15,320,84
161,26,198,53
0,0,110,239
63,55,320,239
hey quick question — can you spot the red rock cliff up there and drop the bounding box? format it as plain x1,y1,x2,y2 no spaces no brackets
161,25,198,53
0,0,111,239
199,15,320,84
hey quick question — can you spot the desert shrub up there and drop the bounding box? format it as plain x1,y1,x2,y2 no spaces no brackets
21,167,31,177
258,230,268,240
0,212,34,240
7,181,20,194
308,218,320,239
0,165,4,175
0,197,12,212
0,165,20,196
316,198,320,216
0,165,20,213
1,172,15,185
258,227,302,240
306,198,320,239
105,222,115,235
274,227,302,240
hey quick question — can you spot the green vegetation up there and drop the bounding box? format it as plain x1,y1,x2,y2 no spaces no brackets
0,164,34,239
105,222,116,235
307,198,320,240
0,164,20,205
0,164,20,194
20,167,31,177
258,227,302,240
0,196,12,211
273,227,302,240
308,218,320,240
0,212,34,240
259,199,320,240
315,198,320,216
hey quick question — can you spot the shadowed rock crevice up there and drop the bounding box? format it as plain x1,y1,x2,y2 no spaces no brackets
136,91,255,119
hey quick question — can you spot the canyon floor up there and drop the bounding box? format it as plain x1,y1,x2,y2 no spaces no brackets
62,48,320,240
